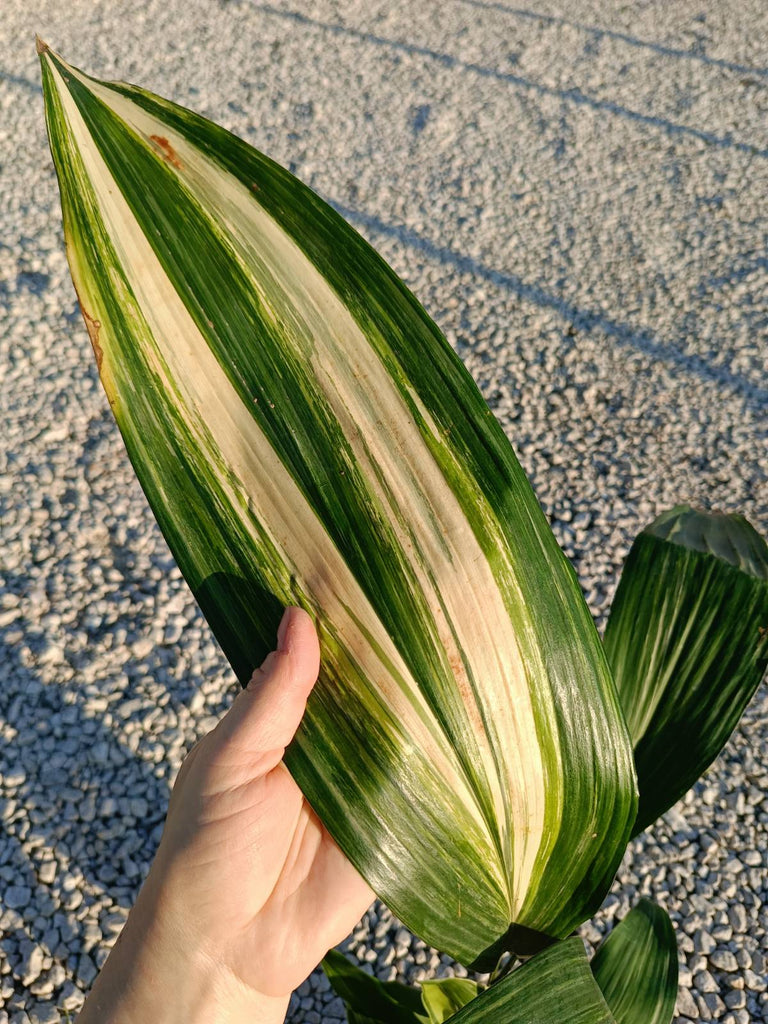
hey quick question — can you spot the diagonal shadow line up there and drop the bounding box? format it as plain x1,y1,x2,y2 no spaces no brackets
254,5,768,159
4,29,763,407
0,69,42,94
456,0,768,80
332,201,768,409
697,252,768,293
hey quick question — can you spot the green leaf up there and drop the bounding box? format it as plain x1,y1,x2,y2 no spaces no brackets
604,506,768,835
322,950,424,1024
420,978,478,1023
348,1012,420,1024
323,951,477,1024
39,44,637,966
591,899,678,1024
445,938,616,1023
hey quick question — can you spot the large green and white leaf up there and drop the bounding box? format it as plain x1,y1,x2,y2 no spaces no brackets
591,899,678,1024
39,43,637,967
604,506,768,835
446,938,616,1024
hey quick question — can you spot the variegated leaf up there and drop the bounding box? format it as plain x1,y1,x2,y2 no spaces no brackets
591,899,678,1024
446,938,616,1024
604,506,768,835
39,43,637,967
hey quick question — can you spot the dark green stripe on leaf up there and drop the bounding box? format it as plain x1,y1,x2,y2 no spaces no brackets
592,900,677,1024
322,950,424,1024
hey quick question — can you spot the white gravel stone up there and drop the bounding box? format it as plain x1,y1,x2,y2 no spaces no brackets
58,981,84,1012
676,987,699,1018
724,990,747,1010
711,950,739,973
76,954,98,988
36,862,56,886
744,969,767,992
18,945,45,987
728,906,748,934
694,929,716,955
4,888,31,912
724,1012,750,1024
27,1005,58,1024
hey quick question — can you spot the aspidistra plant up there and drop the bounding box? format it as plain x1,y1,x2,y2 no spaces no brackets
40,44,768,1005
39,43,638,968
322,896,679,1024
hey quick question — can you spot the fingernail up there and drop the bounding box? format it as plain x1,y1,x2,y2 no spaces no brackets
277,606,296,652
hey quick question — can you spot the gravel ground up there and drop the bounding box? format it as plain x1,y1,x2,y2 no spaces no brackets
1,1,767,1021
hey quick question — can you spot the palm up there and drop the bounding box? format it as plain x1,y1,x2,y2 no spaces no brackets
151,610,373,999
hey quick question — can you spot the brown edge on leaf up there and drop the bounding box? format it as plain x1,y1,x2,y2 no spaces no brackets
82,306,103,372
70,270,118,408
74,290,103,373
149,135,183,170
35,35,49,56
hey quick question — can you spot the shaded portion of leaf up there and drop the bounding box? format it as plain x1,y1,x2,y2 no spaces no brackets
323,949,424,1024
446,938,615,1023
592,899,677,1024
604,505,768,835
647,506,768,580
420,978,478,1023
194,571,285,683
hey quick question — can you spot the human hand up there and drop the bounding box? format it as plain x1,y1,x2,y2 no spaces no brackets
78,607,374,1024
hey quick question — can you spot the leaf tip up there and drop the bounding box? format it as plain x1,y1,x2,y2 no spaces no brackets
35,34,49,57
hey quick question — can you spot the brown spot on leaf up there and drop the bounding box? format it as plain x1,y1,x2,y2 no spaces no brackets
448,650,464,679
149,135,183,169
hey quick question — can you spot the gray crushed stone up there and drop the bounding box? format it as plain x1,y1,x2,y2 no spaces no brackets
1,1,766,1021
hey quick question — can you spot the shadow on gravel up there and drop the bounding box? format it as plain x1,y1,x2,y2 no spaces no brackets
0,601,170,976
252,5,768,160
6,6,767,149
334,201,768,410
455,0,768,80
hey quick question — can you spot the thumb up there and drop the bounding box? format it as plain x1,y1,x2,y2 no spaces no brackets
212,607,321,763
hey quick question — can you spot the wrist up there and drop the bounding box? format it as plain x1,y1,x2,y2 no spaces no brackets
77,874,289,1024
